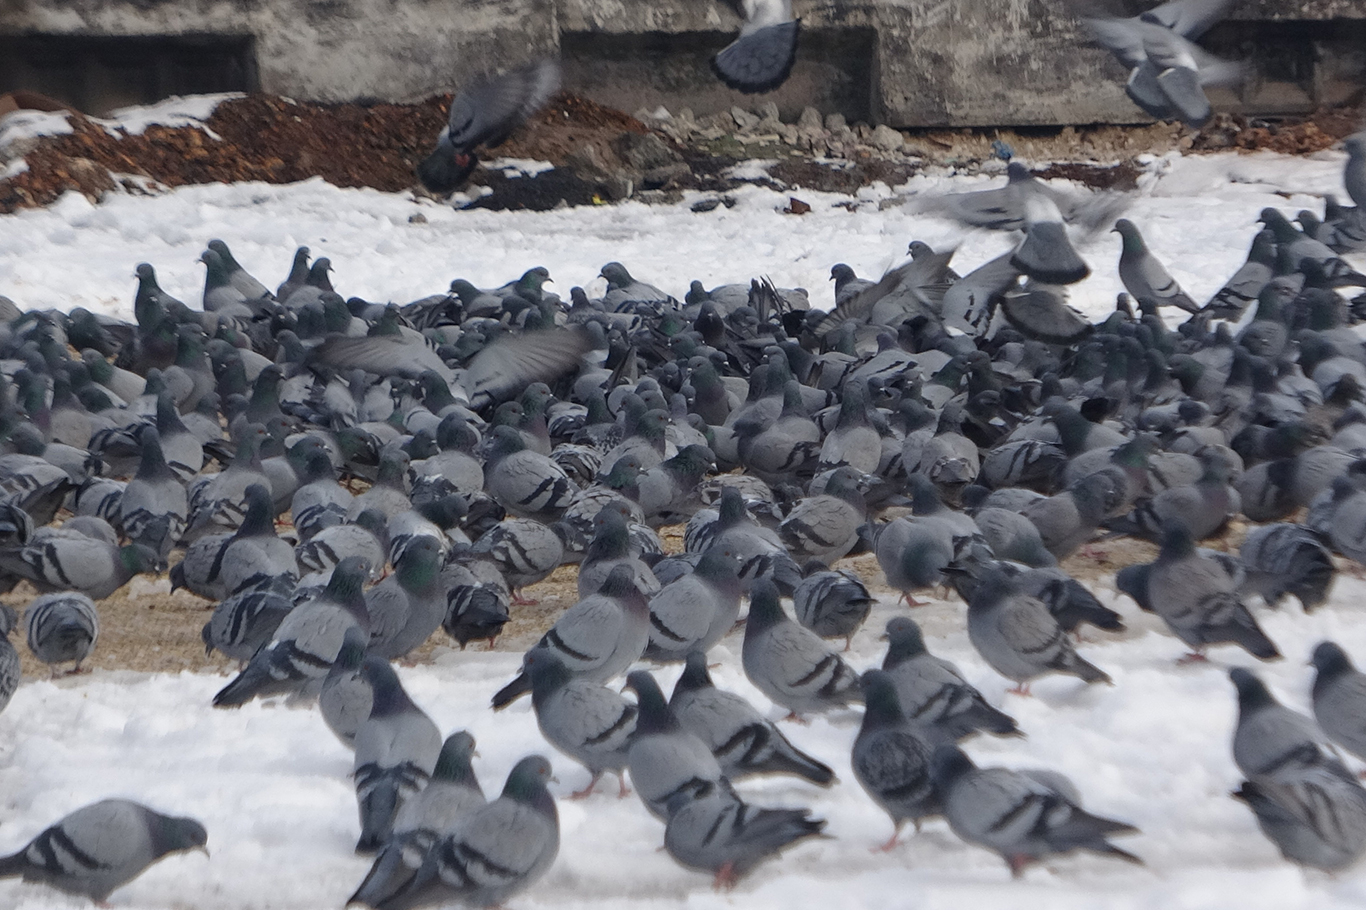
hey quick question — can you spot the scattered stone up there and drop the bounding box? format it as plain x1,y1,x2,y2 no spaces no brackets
690,197,723,213
642,162,690,189
824,112,847,132
731,106,762,133
798,107,824,134
871,124,904,152
407,212,428,224
614,131,681,171
784,196,812,215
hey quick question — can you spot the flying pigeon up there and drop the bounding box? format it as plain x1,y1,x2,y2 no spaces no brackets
712,0,801,94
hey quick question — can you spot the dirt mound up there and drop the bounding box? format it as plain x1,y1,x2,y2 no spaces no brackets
0,91,1361,216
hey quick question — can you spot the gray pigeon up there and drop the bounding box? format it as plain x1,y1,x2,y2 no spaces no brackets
671,651,834,786
350,732,486,908
1113,219,1198,312
851,670,942,850
1238,523,1335,613
1311,642,1366,766
663,781,825,890
624,670,726,820
471,517,565,603
576,508,660,598
417,60,561,193
1233,763,1366,872
966,566,1110,694
1205,229,1275,319
201,575,294,663
354,658,443,853
642,549,742,661
792,563,873,650
526,650,637,799
778,466,866,565
1116,523,1279,662
1346,132,1366,210
490,564,650,709
25,592,99,675
213,556,372,707
365,537,447,660
712,0,800,94
0,798,207,902
320,627,386,748
881,617,1020,741
1011,194,1090,285
372,755,558,910
116,426,188,560
1230,667,1344,781
176,483,297,601
0,536,160,601
741,578,862,717
483,425,578,523
0,605,18,713
930,744,1141,877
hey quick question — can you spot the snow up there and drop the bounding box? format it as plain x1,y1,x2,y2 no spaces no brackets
1,144,1366,909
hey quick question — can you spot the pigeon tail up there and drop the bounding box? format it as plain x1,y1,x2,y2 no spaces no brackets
1011,224,1090,285
1156,66,1212,127
764,741,836,786
0,849,25,878
417,143,479,195
712,20,801,94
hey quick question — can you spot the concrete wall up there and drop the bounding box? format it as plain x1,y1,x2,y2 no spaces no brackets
0,0,1362,126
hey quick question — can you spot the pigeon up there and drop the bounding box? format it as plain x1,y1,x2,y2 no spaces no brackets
663,781,825,890
792,563,873,650
0,605,18,713
213,556,372,707
1113,219,1199,313
965,566,1110,694
930,744,1141,877
321,627,387,748
417,59,561,193
881,617,1020,741
1116,523,1279,662
372,755,558,910
778,465,866,564
353,658,443,854
176,483,298,601
1230,667,1345,781
1205,229,1275,319
483,425,578,523
624,669,726,820
365,537,447,660
0,535,160,601
471,517,565,603
1010,194,1090,285
0,798,207,903
671,651,834,786
24,592,99,676
851,670,942,849
490,564,650,709
349,732,486,908
526,650,637,799
712,0,800,94
114,425,187,560
1311,642,1366,766
1238,523,1335,613
576,508,659,598
1079,0,1243,127
1233,762,1366,872
201,576,295,664
741,578,862,717
206,238,271,300
442,562,511,650
643,549,742,661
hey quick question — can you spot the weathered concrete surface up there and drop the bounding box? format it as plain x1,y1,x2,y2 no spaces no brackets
0,0,1361,126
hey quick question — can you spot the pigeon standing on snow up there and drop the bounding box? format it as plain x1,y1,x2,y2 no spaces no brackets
1310,642,1366,766
349,732,486,909
663,782,825,890
880,617,1020,741
374,755,558,910
353,659,443,854
25,593,99,675
965,566,1110,694
670,651,834,786
1113,219,1199,313
742,578,862,718
1345,131,1366,209
0,799,207,903
850,670,941,850
712,0,800,94
526,650,637,799
624,670,726,820
1233,764,1366,872
417,60,561,194
792,562,873,650
1229,667,1343,781
930,744,1141,877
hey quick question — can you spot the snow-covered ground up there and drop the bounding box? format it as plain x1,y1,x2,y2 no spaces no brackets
1,133,1366,910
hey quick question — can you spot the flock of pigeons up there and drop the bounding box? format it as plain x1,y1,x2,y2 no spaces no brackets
0,39,1365,910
